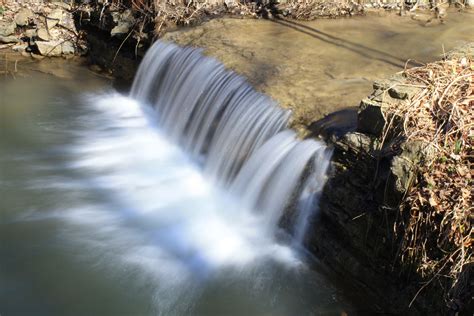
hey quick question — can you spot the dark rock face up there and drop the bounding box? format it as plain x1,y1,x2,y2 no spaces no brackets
307,74,436,314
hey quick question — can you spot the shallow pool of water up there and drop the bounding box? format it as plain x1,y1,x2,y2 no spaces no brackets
163,10,474,128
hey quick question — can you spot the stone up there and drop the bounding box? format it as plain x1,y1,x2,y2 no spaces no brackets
110,10,134,36
0,35,20,43
385,142,425,207
337,132,378,156
24,28,37,39
388,84,420,100
0,21,16,37
58,11,76,32
15,8,34,27
61,41,75,55
12,43,27,52
46,9,63,29
36,40,62,56
357,98,386,136
37,28,50,41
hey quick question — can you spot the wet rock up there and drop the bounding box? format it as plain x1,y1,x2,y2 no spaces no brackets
46,9,63,29
0,21,16,37
61,41,75,55
36,40,62,56
0,35,20,43
15,8,34,27
37,28,50,41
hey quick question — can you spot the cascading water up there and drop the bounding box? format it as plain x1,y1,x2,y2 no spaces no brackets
0,41,341,316
131,41,331,240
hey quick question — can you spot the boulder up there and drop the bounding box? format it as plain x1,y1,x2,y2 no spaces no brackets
0,35,20,43
46,9,63,29
61,41,75,55
15,8,34,27
24,28,37,39
37,28,50,41
58,11,76,32
384,141,426,207
357,98,386,136
0,21,16,37
36,40,62,56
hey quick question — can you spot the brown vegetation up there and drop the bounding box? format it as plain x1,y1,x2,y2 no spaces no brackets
382,52,473,307
99,0,362,38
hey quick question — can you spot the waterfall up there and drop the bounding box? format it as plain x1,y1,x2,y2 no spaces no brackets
0,39,338,316
131,41,331,241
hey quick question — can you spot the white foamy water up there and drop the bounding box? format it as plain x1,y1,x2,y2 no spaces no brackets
1,41,342,315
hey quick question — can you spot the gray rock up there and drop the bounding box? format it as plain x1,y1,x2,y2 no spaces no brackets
46,9,63,29
385,142,425,207
0,21,16,37
37,28,50,41
36,40,62,56
15,8,34,27
0,35,20,43
337,132,378,156
388,84,420,100
357,98,386,136
61,41,75,55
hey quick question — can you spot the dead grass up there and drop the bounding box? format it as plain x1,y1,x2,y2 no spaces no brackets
382,55,473,305
99,0,363,39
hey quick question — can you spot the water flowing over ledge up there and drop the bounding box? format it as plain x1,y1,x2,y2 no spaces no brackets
0,40,340,316
131,40,332,242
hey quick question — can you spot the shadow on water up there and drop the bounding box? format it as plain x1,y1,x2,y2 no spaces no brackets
307,108,358,139
270,18,420,69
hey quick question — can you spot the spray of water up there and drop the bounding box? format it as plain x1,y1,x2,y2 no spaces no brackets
7,41,332,314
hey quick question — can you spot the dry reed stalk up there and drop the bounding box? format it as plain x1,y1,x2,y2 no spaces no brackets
382,55,473,304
